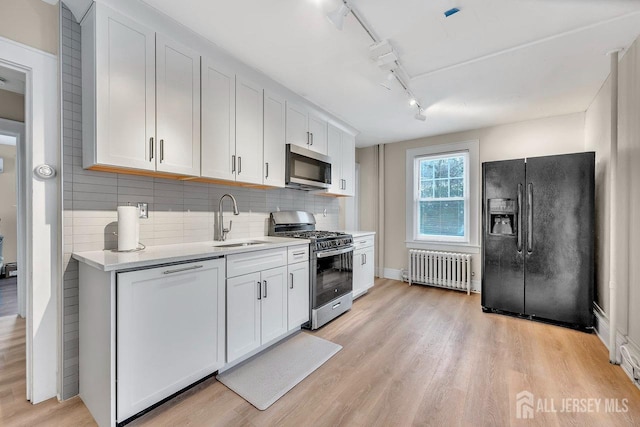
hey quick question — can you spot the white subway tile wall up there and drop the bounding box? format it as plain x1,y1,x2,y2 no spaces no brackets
60,3,339,399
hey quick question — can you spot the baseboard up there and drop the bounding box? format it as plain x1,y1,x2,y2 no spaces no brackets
592,303,640,390
383,268,403,281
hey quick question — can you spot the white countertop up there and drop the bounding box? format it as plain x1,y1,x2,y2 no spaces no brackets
341,230,376,238
72,236,310,272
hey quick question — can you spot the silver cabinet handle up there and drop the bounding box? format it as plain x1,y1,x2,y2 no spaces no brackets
263,280,267,298
290,272,294,289
332,302,341,309
364,253,367,265
265,162,269,178
232,155,236,173
257,281,261,300
306,131,310,145
361,253,365,265
238,156,242,174
357,240,366,244
149,137,154,161
527,183,533,253
310,132,314,146
517,183,523,252
160,139,165,163
292,251,305,256
163,265,203,275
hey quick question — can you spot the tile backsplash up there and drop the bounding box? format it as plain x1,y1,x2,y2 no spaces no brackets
60,2,339,399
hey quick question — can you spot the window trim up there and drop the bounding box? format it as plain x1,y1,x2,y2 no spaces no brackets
406,140,479,251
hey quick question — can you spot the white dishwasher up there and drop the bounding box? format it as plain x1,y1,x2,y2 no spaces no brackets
116,258,225,422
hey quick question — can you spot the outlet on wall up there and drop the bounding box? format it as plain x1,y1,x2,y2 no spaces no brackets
137,202,148,219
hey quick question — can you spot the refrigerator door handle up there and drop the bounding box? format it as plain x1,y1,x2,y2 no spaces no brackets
527,183,533,253
517,183,523,252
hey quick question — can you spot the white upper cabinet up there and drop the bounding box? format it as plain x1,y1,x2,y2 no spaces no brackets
263,91,286,188
82,4,201,176
155,35,201,176
83,4,156,171
326,123,356,196
286,102,328,155
286,102,309,148
307,111,328,155
201,58,235,181
235,77,264,185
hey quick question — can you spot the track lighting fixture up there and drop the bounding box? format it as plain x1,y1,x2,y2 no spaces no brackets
415,109,427,121
409,98,417,106
327,1,351,31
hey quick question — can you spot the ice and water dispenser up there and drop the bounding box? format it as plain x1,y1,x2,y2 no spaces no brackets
488,198,517,236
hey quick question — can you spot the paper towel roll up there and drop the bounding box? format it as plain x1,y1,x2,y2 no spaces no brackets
117,206,139,251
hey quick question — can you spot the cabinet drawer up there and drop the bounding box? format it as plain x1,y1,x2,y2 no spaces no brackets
288,245,309,264
227,248,287,278
353,234,375,249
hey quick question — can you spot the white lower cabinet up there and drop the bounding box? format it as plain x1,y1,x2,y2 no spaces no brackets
227,266,288,363
116,258,225,422
353,235,375,299
288,261,310,330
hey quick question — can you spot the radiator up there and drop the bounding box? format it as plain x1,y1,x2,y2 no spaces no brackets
408,250,472,295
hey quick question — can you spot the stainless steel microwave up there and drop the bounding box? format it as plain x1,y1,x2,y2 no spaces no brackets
285,144,332,190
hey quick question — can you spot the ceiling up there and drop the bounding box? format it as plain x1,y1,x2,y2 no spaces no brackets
139,0,640,147
0,65,25,95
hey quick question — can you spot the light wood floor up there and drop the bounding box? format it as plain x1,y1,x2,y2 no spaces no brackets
2,278,640,426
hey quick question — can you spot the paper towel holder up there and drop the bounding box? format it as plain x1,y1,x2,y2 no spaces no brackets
112,232,146,252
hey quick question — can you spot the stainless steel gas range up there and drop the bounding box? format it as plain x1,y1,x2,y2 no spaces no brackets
269,211,353,329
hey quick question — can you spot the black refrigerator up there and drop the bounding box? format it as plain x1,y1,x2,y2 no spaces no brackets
481,152,594,330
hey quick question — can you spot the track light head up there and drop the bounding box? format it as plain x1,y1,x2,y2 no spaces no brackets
409,98,417,106
415,109,427,121
327,2,351,30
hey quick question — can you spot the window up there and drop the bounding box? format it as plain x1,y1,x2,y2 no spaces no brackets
406,140,479,250
415,153,468,240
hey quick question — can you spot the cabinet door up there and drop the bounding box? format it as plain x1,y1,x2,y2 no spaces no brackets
117,258,225,421
327,124,343,194
286,102,309,148
362,246,375,290
288,261,310,330
201,58,235,180
263,90,286,187
260,266,288,344
227,272,261,362
352,249,366,298
94,6,155,170
308,112,328,155
341,132,356,197
235,76,264,185
156,34,201,176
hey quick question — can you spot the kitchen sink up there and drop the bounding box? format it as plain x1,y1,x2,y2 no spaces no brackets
214,240,268,248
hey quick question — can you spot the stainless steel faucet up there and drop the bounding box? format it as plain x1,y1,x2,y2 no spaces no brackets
218,194,240,241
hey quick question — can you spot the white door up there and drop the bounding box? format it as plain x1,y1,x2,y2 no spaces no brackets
116,259,225,421
156,34,201,176
341,132,356,197
263,90,286,187
327,123,343,194
260,266,288,343
286,102,309,149
95,7,155,170
227,272,261,362
352,248,366,298
363,246,375,290
307,112,328,155
288,261,310,330
201,58,235,181
235,76,264,185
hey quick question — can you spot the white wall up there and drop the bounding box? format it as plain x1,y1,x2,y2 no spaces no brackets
0,89,25,123
585,35,640,350
0,144,17,264
358,112,586,282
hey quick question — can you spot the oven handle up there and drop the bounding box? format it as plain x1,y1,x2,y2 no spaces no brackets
316,246,354,258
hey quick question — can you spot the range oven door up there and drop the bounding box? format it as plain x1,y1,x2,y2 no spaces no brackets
311,246,353,309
